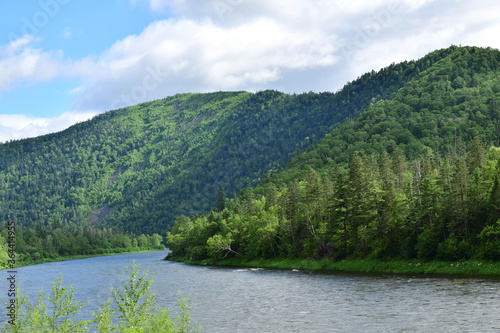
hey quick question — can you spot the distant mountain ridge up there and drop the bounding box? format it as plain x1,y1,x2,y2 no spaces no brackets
2,45,497,235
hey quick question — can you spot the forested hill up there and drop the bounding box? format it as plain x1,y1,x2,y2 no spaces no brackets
2,45,497,238
276,46,500,181
0,49,429,234
167,46,500,262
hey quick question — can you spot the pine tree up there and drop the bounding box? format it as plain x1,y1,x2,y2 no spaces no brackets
321,173,334,225
331,172,349,256
468,167,487,234
418,170,443,231
286,180,300,225
304,168,322,219
246,188,254,216
421,147,435,179
490,174,500,223
264,184,277,211
392,147,408,192
347,152,367,251
364,156,385,240
216,187,225,212
282,180,301,254
450,157,470,239
467,137,486,175
379,152,396,224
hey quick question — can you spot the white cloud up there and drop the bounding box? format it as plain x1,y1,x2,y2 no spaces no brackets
72,16,339,111
0,111,97,143
137,0,435,27
62,27,73,39
3,0,500,143
148,0,171,12
80,0,472,112
104,0,495,111
0,36,63,91
327,0,500,85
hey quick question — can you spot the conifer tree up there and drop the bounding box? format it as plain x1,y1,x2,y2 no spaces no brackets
304,168,322,221
216,187,226,212
418,170,443,230
331,172,349,256
246,188,254,216
364,156,385,239
264,184,278,211
379,152,396,224
490,173,500,223
392,147,408,192
468,137,486,175
347,152,367,249
451,157,470,239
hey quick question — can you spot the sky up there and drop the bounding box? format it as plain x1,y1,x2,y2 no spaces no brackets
0,0,500,143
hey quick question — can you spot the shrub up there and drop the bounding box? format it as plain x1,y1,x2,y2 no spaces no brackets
1,262,201,333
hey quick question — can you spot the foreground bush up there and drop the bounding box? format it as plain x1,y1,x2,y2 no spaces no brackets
1,263,200,332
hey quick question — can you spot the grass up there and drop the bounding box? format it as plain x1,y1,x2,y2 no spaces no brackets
165,255,500,277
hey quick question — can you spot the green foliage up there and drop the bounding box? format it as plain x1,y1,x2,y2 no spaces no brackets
4,45,500,264
200,256,500,276
478,219,500,260
111,263,157,328
0,222,166,268
416,229,439,260
0,53,434,235
0,263,200,333
2,276,89,333
277,46,500,177
0,234,9,268
167,46,500,263
172,141,500,262
216,187,225,213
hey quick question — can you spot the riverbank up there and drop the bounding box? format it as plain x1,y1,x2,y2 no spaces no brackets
2,248,166,269
166,255,500,277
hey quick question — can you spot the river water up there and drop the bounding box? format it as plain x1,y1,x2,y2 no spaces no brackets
3,250,500,332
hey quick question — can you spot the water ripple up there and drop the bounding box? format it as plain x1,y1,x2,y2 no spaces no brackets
3,252,500,332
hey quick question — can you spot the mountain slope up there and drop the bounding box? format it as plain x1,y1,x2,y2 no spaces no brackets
2,45,491,235
0,61,416,234
166,46,500,261
276,45,500,182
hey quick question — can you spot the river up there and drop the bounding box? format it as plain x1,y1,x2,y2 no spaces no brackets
3,250,500,332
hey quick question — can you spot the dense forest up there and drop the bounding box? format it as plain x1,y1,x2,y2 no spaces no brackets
0,221,164,268
2,45,500,263
0,44,437,235
167,46,500,262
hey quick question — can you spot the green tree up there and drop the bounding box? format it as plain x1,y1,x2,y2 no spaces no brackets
264,184,277,211
347,152,367,252
216,187,226,213
392,147,408,192
468,137,486,174
450,157,470,239
331,172,349,256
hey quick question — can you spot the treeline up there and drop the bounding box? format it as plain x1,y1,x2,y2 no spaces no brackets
167,140,500,261
0,221,164,268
